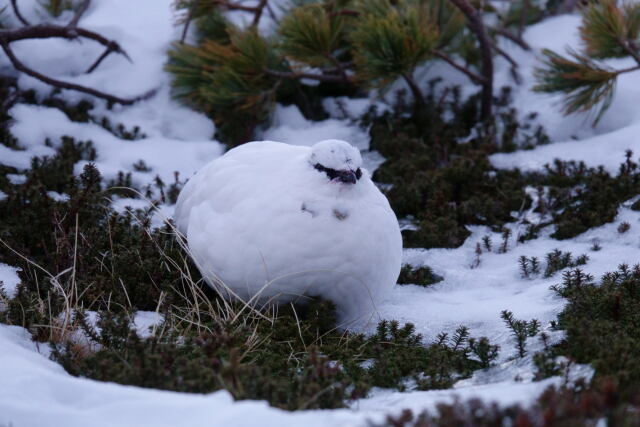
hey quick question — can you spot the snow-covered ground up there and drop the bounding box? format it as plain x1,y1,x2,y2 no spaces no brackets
1,1,640,426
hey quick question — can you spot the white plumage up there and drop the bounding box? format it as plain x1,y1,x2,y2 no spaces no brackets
174,139,402,327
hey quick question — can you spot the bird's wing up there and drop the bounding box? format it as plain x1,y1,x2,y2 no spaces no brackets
174,141,309,235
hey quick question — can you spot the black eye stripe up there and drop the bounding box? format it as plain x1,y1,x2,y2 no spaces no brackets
314,163,362,181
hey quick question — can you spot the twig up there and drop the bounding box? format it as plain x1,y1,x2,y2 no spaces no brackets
0,25,132,61
432,49,487,84
490,41,518,69
623,39,640,67
490,41,521,83
0,40,155,105
67,0,91,29
85,42,119,73
10,0,30,26
400,72,425,107
251,0,268,28
491,27,531,51
180,0,201,44
563,0,580,13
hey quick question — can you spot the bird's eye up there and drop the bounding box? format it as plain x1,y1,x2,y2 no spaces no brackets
355,168,362,180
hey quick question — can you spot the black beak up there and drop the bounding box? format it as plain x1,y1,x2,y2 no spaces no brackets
336,169,357,184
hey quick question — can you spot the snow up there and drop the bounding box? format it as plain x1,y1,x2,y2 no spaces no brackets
0,263,21,298
260,104,371,151
1,0,640,425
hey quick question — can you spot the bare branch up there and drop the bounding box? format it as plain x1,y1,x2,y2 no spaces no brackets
491,27,531,51
489,42,521,84
85,42,120,73
180,0,201,44
251,0,268,28
0,25,132,62
10,0,30,26
432,50,487,84
67,0,91,28
0,40,154,105
400,72,425,107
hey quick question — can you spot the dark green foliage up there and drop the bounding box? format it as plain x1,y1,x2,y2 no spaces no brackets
52,303,357,410
397,265,443,287
551,264,640,394
166,28,289,144
542,151,640,240
379,379,640,426
371,86,639,249
617,221,631,234
498,227,512,253
50,302,497,409
518,255,541,278
0,139,199,337
370,86,547,248
543,249,589,278
631,199,640,211
500,310,539,358
532,333,563,380
166,0,471,143
467,337,499,369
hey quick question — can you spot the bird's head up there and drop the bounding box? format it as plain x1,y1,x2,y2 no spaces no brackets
309,139,363,185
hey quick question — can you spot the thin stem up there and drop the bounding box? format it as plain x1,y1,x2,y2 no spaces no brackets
67,0,91,29
491,27,531,51
10,0,30,26
432,49,487,84
251,0,269,28
400,72,425,106
180,0,201,43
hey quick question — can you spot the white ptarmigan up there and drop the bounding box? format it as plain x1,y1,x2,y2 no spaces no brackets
174,139,402,327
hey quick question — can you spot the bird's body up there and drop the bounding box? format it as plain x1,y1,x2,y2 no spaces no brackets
174,140,402,326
